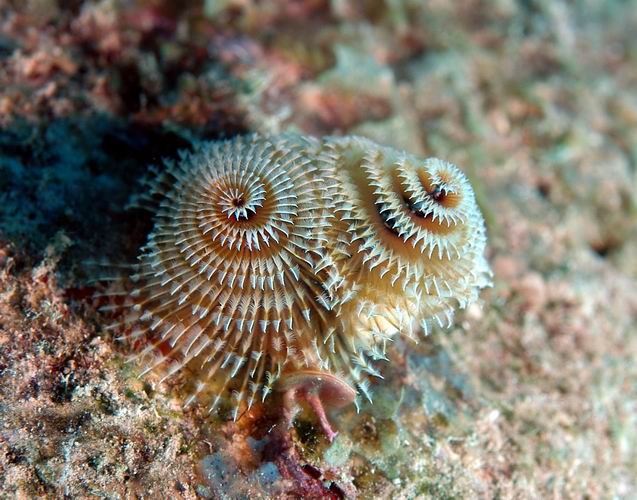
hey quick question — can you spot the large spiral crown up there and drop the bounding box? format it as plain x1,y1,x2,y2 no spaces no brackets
105,134,491,417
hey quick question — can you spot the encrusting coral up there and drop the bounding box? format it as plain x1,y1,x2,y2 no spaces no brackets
101,134,491,440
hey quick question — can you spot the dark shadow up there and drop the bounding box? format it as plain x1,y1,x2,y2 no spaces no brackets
0,114,246,285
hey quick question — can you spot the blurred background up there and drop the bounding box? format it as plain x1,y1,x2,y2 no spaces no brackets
0,1,636,498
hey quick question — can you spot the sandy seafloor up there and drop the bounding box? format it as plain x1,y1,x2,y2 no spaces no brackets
0,1,636,498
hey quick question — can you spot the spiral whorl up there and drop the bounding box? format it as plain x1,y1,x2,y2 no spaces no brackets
107,134,491,418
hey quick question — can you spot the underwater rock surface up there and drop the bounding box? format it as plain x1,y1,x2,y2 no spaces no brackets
1,1,636,498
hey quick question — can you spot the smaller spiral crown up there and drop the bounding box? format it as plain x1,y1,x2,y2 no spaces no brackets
323,137,491,394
